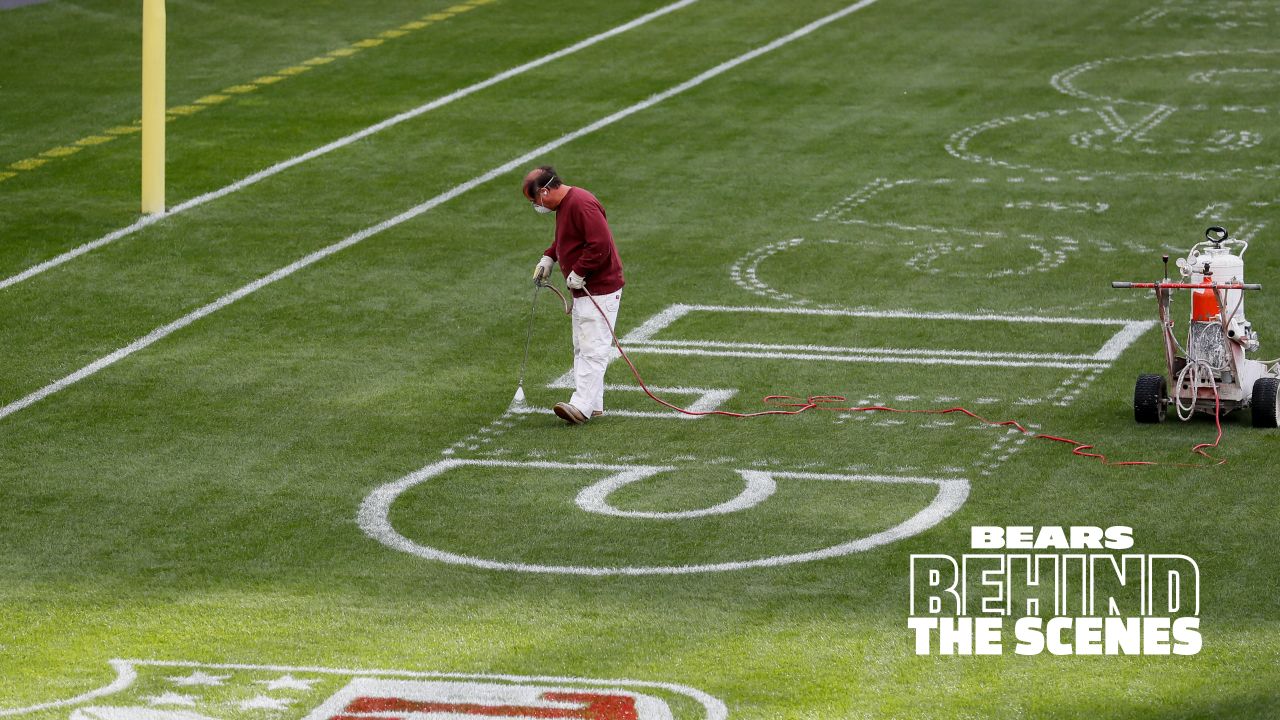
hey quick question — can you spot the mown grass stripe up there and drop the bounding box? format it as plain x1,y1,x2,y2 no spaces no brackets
0,0,882,420
74,135,116,146
39,146,82,158
8,157,48,170
2,1,500,182
0,0,702,292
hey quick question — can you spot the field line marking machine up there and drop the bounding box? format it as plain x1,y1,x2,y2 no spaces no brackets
1113,226,1280,428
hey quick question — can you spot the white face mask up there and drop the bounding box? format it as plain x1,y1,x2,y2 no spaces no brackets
530,174,557,214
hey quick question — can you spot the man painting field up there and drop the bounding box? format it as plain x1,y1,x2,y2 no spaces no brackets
524,165,626,425
1,0,1277,718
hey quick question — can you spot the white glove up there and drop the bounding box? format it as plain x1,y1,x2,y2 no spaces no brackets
532,256,553,284
566,271,586,290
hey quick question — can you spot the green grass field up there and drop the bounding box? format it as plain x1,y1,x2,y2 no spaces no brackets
3,0,1279,717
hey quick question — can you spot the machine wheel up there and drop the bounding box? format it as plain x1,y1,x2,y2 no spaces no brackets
1134,374,1168,424
1251,377,1279,428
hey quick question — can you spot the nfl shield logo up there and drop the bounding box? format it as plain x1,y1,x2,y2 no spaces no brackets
307,677,664,718
0,661,725,720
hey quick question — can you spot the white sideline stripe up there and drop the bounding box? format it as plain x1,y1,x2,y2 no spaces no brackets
764,469,956,484
546,377,738,414
626,345,1112,370
437,459,678,472
622,304,693,342
687,387,737,413
0,0,702,291
0,0,884,422
619,303,1155,369
640,338,1106,362
620,303,1150,347
0,659,727,720
547,376,721,395
672,303,1145,326
1093,321,1157,361
509,405,702,420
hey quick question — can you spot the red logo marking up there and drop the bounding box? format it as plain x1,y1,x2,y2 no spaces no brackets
336,692,640,719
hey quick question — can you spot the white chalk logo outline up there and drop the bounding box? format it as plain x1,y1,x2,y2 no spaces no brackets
948,48,1280,175
620,303,1153,371
358,459,969,576
0,659,727,720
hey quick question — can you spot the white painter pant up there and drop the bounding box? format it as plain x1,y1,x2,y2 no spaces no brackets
569,289,621,417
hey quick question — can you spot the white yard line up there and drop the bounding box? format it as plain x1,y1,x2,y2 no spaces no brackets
617,303,1154,370
676,303,1145,325
624,345,1112,370
0,0,885,422
640,338,1106,362
0,0,702,292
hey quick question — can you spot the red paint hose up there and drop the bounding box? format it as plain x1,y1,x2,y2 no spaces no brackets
538,283,1225,467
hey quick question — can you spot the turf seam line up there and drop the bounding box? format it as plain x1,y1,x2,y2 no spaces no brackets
0,0,701,292
0,0,882,422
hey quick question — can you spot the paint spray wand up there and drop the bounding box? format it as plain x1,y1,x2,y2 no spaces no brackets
513,278,545,407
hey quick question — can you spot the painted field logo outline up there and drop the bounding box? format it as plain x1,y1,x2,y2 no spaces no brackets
358,459,969,576
619,303,1153,371
364,285,1154,575
947,47,1280,176
0,660,727,720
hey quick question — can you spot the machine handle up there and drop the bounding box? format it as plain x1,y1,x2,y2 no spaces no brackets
1111,281,1262,290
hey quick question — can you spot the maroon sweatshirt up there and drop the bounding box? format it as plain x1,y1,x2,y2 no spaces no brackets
543,187,625,298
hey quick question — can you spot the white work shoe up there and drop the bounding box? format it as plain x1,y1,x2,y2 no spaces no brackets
553,402,588,425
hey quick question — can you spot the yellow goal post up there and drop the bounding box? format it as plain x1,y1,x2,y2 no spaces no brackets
141,0,165,214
